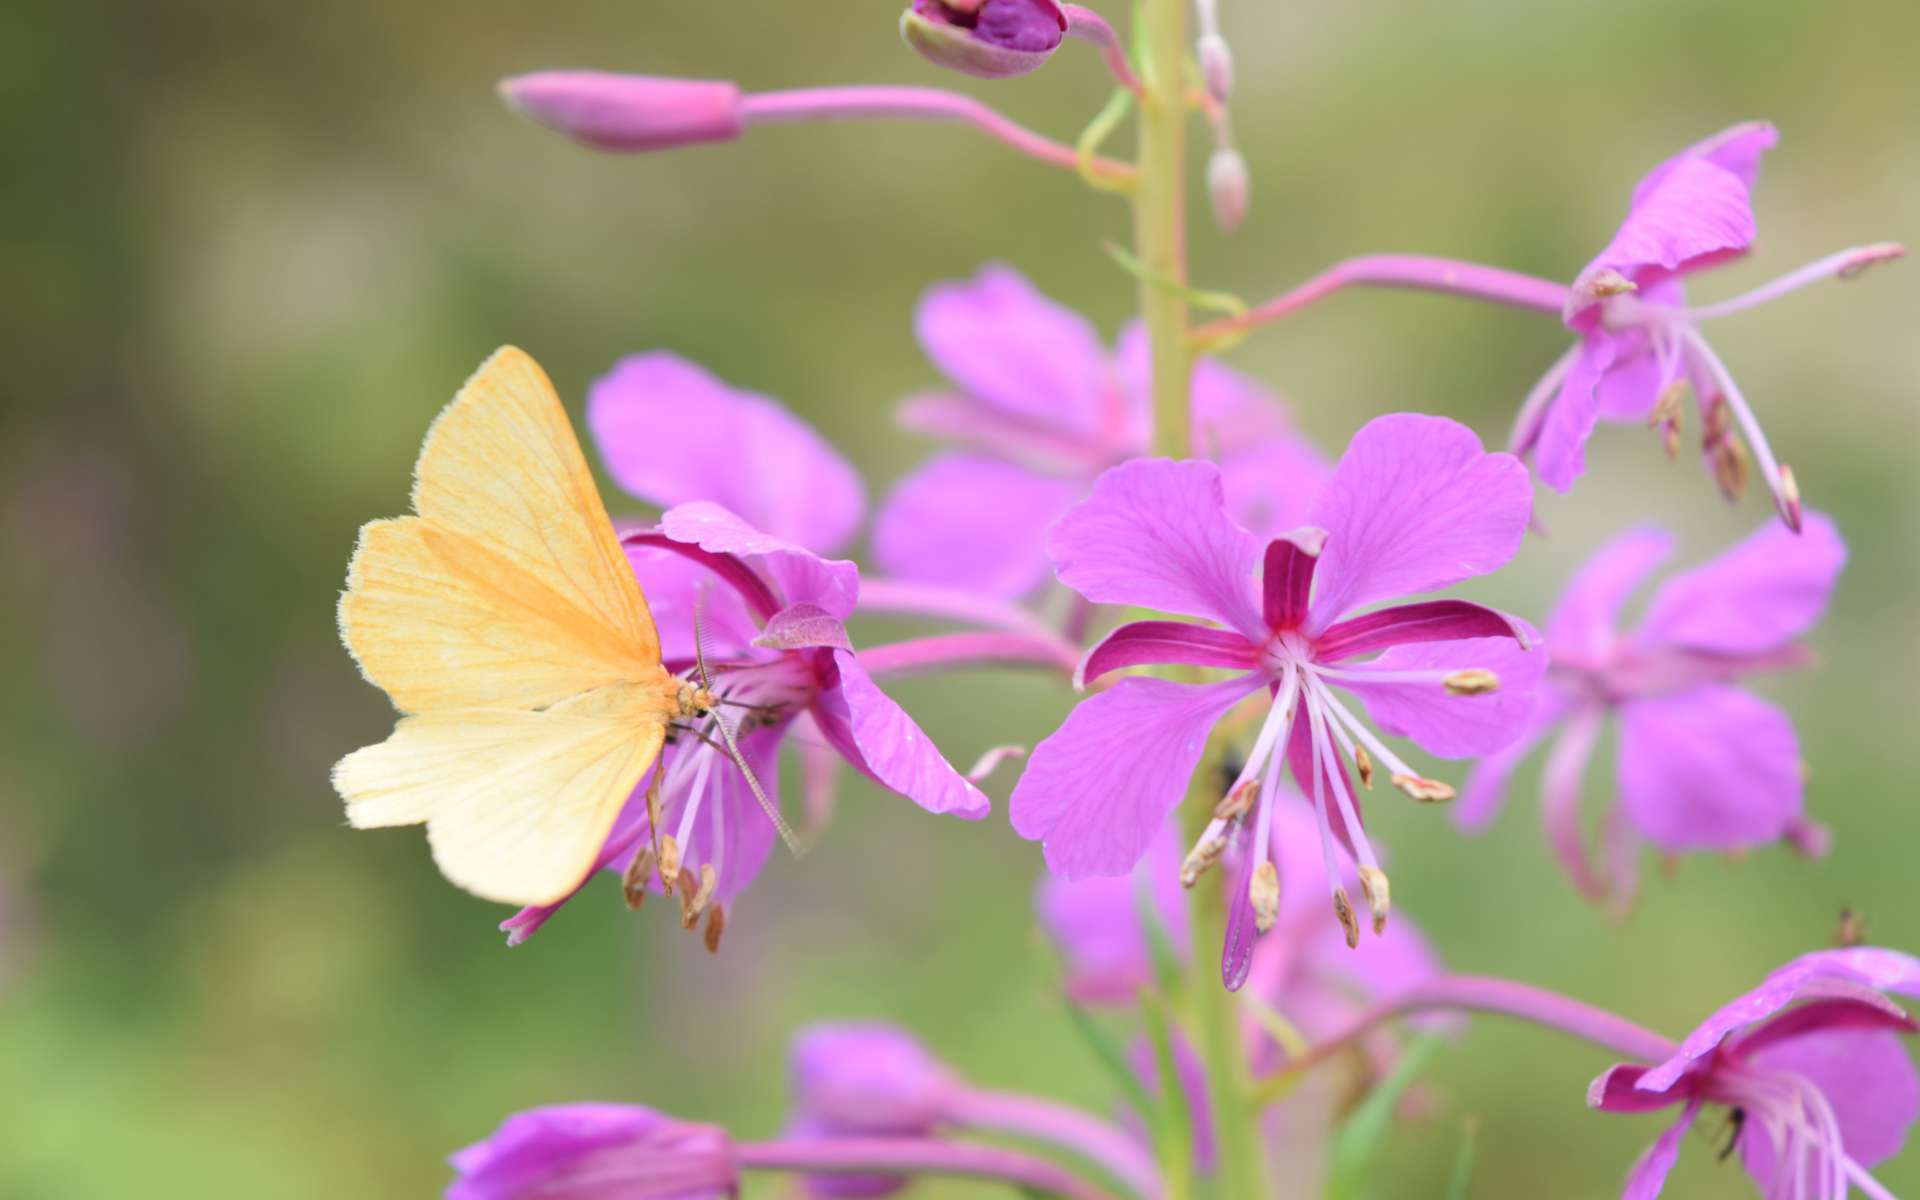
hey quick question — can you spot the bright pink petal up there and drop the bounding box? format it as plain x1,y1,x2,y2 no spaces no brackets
622,541,765,666
659,501,859,620
1339,634,1549,759
1616,686,1801,850
812,650,990,819
588,353,865,555
1741,1027,1920,1182
1315,599,1529,663
1050,459,1266,639
917,265,1118,441
1218,433,1334,543
1619,1100,1703,1200
686,725,785,902
1534,332,1616,492
1637,512,1845,656
872,453,1087,599
1547,527,1674,659
1011,675,1261,879
1541,707,1608,902
1639,948,1920,1093
1078,620,1258,686
1630,121,1777,211
1304,414,1533,630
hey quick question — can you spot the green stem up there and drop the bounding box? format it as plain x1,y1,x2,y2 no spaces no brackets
1131,3,1265,1195
1135,0,1193,460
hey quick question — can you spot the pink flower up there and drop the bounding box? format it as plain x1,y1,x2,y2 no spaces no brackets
1589,947,1920,1199
1458,514,1845,907
588,353,866,556
448,1103,738,1199
1514,121,1903,530
500,502,988,946
873,265,1331,598
1009,414,1541,987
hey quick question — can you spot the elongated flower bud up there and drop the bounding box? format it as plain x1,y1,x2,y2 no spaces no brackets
901,0,1067,79
1207,147,1250,232
499,71,744,152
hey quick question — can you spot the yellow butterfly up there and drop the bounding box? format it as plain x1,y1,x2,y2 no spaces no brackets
334,346,725,908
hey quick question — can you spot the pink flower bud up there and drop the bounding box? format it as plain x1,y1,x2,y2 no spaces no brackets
1197,32,1234,102
900,0,1067,80
498,71,745,152
1207,147,1250,232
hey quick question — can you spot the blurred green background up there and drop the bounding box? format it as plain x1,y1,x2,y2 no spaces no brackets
3,1,1915,1195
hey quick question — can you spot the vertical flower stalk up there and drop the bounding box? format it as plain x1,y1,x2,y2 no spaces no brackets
1130,3,1264,1196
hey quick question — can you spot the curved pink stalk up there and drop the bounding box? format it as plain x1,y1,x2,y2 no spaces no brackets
740,87,1135,183
736,1137,1122,1200
1194,254,1570,343
946,1088,1164,1199
1269,974,1677,1083
859,631,1080,681
1062,5,1142,94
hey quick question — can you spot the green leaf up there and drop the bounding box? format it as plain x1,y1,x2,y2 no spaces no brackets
1060,997,1161,1133
1139,989,1194,1198
1327,1033,1443,1200
1134,877,1183,997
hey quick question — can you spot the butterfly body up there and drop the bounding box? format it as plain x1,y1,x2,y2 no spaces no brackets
333,347,692,908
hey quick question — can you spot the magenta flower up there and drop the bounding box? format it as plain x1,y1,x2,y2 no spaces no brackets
448,1103,737,1199
500,502,989,946
587,352,866,556
1588,947,1920,1199
1514,121,1903,529
873,265,1331,599
1010,414,1541,987
1458,514,1845,906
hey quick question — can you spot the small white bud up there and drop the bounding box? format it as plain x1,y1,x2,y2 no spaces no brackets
1207,147,1250,233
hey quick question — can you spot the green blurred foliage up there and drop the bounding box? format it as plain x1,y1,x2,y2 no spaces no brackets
1,0,1915,1196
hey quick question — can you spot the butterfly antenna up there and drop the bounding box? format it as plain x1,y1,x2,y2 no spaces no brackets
692,585,715,690
692,583,800,857
714,708,800,856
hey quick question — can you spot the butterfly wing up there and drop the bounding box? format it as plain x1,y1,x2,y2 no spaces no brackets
339,345,664,714
334,687,667,906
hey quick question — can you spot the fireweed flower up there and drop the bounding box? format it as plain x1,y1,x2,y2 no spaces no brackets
500,502,990,946
1010,414,1542,987
448,1103,738,1200
900,0,1066,79
1458,514,1845,906
1512,121,1903,528
786,1023,1161,1199
874,265,1331,598
1588,947,1920,1199
587,352,866,556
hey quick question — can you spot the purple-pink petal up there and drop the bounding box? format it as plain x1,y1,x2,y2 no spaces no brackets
1315,599,1529,663
1453,696,1564,832
916,265,1121,442
1618,1099,1702,1200
1740,1027,1920,1184
1078,620,1259,687
1629,121,1777,213
588,353,865,555
660,501,859,621
812,650,990,820
790,1023,956,1134
1639,948,1920,1093
1587,1064,1686,1115
1049,459,1267,640
872,453,1087,599
1546,527,1674,659
1637,511,1845,656
1304,414,1533,630
1534,332,1616,492
624,542,766,666
1615,686,1801,850
1339,634,1547,759
1011,675,1261,879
